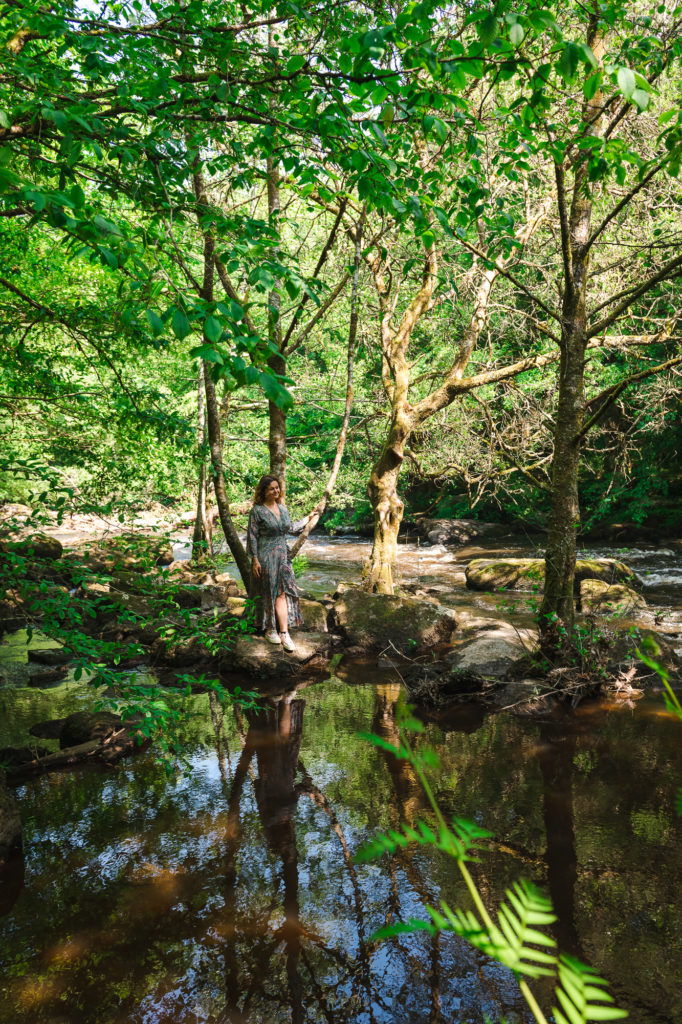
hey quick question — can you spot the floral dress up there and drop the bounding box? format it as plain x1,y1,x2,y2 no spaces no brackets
246,503,306,633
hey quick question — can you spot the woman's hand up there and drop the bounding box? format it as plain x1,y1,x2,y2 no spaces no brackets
252,557,262,578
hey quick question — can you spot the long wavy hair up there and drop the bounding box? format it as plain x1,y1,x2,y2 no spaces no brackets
253,475,283,506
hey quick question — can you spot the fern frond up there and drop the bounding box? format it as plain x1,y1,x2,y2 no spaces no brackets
553,954,628,1023
354,819,440,863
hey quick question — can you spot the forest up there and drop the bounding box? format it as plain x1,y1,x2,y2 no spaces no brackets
1,0,682,1023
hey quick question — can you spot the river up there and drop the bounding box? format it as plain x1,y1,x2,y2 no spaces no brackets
1,534,681,1023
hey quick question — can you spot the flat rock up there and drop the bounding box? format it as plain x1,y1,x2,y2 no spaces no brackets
331,588,456,650
465,557,639,592
228,631,332,677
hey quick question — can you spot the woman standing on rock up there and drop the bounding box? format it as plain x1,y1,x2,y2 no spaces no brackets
247,475,312,652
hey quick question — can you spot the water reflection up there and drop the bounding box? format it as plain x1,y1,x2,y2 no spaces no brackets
1,679,681,1024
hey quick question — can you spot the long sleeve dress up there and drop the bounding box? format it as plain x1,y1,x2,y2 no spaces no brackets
246,503,307,633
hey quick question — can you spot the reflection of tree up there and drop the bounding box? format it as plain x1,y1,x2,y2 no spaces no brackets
370,684,443,1024
537,723,583,958
250,698,306,1024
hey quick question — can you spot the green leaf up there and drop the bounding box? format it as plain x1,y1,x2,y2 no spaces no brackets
477,13,498,46
145,309,164,335
286,54,306,74
509,23,524,47
582,72,602,101
204,315,222,343
617,67,636,101
557,43,580,83
171,307,192,341
631,88,650,111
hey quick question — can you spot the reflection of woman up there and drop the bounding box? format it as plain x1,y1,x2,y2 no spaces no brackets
246,475,311,651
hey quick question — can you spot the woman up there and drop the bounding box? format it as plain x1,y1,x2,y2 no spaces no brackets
246,475,311,652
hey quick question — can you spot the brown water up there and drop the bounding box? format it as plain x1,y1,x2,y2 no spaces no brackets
1,536,682,1024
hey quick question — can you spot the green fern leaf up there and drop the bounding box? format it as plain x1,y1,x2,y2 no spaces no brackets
553,954,628,1023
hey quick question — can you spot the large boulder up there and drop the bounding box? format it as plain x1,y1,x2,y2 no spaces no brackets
446,623,535,679
227,631,333,677
465,557,639,592
581,580,647,616
331,588,456,650
0,771,21,863
417,518,508,546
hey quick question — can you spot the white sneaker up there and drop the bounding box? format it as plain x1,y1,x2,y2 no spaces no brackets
280,632,296,652
266,631,281,645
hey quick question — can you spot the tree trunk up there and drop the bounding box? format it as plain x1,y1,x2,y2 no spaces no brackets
363,414,411,593
540,17,604,641
267,350,287,484
266,151,287,489
192,365,213,562
539,324,586,631
203,365,252,589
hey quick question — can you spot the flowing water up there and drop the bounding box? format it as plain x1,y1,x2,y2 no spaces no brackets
1,535,682,1024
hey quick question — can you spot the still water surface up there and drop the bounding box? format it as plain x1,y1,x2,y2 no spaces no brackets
1,536,681,1023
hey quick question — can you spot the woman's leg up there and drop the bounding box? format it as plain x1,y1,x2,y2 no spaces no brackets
274,591,288,633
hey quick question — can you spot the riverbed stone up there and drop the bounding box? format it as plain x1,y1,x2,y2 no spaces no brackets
418,518,508,546
0,771,21,862
331,588,456,650
227,631,332,677
465,557,639,592
59,711,126,748
581,580,647,615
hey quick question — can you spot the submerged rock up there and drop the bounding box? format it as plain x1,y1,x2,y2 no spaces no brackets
331,588,456,651
465,557,640,592
0,772,21,862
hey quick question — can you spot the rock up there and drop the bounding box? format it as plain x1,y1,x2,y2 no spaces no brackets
0,771,21,863
80,533,174,572
30,718,67,740
227,631,333,677
300,598,329,633
418,518,508,546
27,647,71,666
580,580,647,616
27,664,68,687
58,711,126,748
447,624,535,679
331,588,456,650
5,533,63,560
465,557,640,592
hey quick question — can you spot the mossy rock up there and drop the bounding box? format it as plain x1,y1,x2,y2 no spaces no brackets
4,533,63,560
80,533,173,572
581,580,647,616
465,557,639,593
